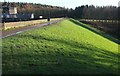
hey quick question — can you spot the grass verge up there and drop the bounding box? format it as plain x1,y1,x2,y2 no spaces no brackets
2,19,119,74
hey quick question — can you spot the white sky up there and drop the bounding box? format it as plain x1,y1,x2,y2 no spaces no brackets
1,0,119,9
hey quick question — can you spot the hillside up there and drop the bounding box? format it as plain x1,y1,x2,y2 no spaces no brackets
2,19,119,74
0,2,67,18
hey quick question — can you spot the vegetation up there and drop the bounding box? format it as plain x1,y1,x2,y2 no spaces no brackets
68,5,118,20
80,19,119,41
2,19,119,74
1,2,119,20
1,2,68,18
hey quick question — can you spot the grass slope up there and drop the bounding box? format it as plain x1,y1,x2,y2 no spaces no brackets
2,19,119,74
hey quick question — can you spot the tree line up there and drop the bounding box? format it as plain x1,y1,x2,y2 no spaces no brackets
1,2,119,20
67,5,119,20
1,2,68,19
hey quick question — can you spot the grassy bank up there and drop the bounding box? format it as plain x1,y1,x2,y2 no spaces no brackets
2,19,119,74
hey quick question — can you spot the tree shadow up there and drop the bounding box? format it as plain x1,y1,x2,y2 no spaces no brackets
69,19,120,44
3,34,119,74
16,34,120,58
2,52,119,74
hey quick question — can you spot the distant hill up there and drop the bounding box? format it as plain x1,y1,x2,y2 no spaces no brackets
0,2,68,18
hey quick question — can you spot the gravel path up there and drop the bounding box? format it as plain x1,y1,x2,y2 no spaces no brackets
1,19,64,38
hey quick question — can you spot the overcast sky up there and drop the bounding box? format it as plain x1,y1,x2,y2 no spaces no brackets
1,0,119,9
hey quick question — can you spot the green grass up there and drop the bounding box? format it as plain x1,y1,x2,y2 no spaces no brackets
2,19,119,74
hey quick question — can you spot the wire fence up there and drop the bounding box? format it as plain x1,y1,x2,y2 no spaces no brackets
80,19,119,23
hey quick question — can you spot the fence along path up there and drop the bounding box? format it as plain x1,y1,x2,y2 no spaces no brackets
3,18,63,30
1,19,64,38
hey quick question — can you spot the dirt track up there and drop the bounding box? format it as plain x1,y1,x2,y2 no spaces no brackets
1,19,64,38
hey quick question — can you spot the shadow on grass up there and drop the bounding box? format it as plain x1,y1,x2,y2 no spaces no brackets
2,52,119,74
3,34,119,74
69,19,120,44
19,34,119,59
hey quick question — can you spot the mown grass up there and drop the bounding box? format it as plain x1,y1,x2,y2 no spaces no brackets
2,19,119,74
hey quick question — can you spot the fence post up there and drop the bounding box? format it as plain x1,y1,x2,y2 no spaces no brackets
2,22,5,30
